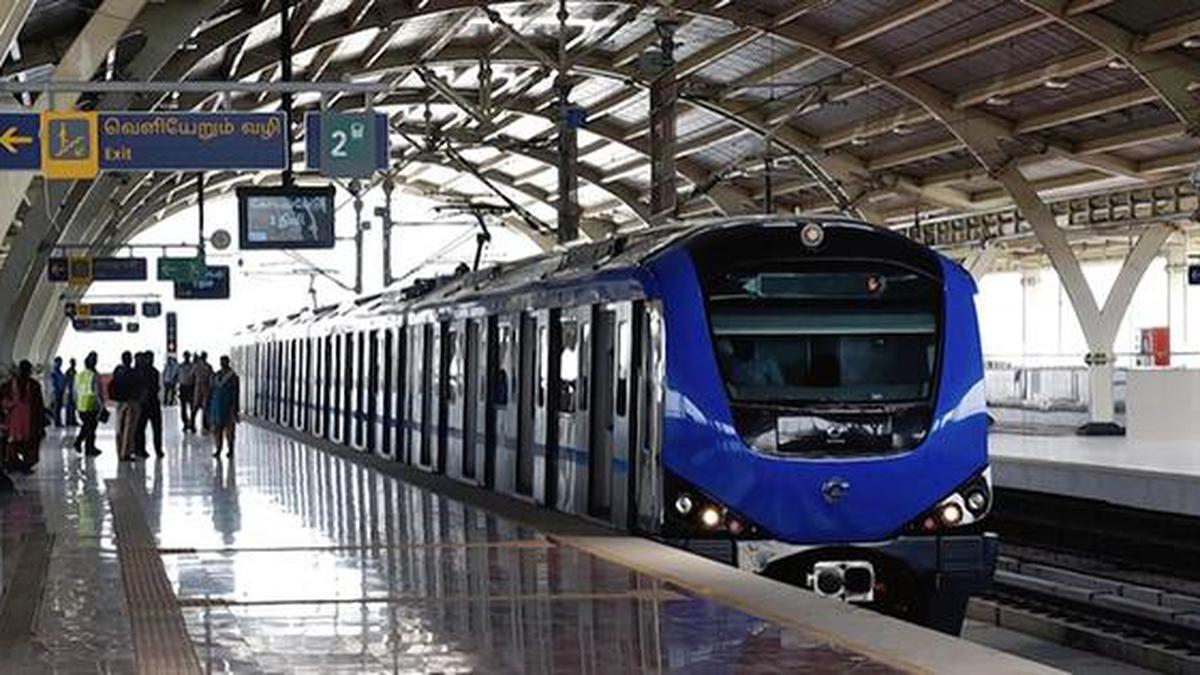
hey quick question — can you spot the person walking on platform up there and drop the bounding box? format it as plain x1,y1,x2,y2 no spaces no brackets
1,360,47,473
208,356,240,459
162,355,179,407
73,352,105,456
178,352,196,432
111,351,140,462
193,352,214,433
47,357,66,428
135,352,163,458
64,358,78,427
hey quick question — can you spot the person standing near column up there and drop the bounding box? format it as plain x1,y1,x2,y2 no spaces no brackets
46,357,66,428
193,352,215,433
136,352,163,458
2,360,47,473
64,358,78,427
208,355,241,459
111,351,140,462
72,352,105,456
178,352,196,432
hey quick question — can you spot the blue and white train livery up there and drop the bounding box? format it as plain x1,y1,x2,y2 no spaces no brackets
234,216,997,634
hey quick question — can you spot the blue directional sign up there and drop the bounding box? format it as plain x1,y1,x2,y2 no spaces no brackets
72,317,122,332
174,265,230,300
0,113,40,170
99,112,288,171
48,256,147,282
305,112,388,175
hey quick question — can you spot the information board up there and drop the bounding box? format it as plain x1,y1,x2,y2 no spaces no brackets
98,112,288,171
0,113,40,170
166,311,178,354
1190,264,1200,286
142,301,162,318
72,317,121,332
304,112,388,176
157,256,207,283
64,302,137,317
49,256,147,282
174,265,230,300
237,186,335,249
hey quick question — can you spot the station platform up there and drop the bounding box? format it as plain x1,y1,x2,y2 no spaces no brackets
990,430,1200,518
0,410,1048,674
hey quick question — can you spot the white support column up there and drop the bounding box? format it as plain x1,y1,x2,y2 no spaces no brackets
1166,243,1188,352
1077,224,1174,432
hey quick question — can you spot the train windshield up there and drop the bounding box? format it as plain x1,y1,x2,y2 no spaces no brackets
709,266,939,404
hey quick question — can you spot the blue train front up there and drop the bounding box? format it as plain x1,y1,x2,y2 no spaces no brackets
235,216,996,637
646,218,996,634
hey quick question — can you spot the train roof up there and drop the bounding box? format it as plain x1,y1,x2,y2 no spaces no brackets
240,214,914,336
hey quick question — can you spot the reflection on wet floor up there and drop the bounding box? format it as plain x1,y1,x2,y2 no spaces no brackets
0,411,896,673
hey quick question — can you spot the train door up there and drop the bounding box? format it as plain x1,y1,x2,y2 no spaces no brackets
494,317,519,495
304,336,314,429
380,329,393,457
516,313,536,497
536,308,559,507
273,341,283,423
634,302,665,533
588,306,618,522
443,320,464,479
418,323,434,469
555,306,589,515
406,323,423,467
291,339,301,429
608,304,635,528
480,317,494,485
398,321,412,458
462,317,481,483
342,332,355,445
367,329,380,453
321,334,332,439
352,332,365,449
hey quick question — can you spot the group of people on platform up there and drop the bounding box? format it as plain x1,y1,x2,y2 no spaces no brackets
0,349,241,481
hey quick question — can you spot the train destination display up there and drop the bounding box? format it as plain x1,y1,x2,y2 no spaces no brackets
237,186,336,250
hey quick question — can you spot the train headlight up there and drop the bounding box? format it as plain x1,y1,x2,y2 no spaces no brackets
664,471,764,539
965,489,988,514
674,494,694,516
700,507,722,529
938,502,963,527
905,467,992,534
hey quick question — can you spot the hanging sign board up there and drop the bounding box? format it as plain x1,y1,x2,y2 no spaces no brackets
142,302,162,318
157,256,208,283
72,317,121,332
41,111,99,180
0,113,40,170
304,112,389,177
49,256,147,282
1189,264,1200,286
174,265,230,300
98,112,288,171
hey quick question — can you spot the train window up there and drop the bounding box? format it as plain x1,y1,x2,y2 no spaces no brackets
579,321,590,412
536,324,547,409
495,324,512,405
446,328,459,404
615,320,628,416
559,319,578,413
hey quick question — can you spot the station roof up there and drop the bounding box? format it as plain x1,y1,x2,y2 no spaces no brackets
4,0,1200,266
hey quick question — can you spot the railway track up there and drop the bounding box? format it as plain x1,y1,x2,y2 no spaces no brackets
970,488,1200,673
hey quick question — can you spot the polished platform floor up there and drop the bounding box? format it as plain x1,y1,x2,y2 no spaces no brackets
0,410,905,674
990,430,1200,517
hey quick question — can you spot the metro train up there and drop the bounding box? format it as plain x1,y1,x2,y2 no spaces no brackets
233,216,998,634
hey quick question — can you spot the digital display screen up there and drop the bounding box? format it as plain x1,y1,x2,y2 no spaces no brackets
237,186,335,249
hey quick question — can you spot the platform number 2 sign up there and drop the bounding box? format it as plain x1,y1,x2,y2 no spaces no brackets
320,113,376,178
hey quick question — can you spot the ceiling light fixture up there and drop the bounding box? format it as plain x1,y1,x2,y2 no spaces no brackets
891,124,912,136
1107,58,1129,69
850,137,868,146
1183,37,1200,49
985,95,1011,106
1043,78,1070,90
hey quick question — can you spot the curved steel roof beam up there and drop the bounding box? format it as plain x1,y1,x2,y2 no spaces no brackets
1015,0,1200,132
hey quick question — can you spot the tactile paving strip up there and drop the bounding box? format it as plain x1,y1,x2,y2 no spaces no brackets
106,479,202,675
